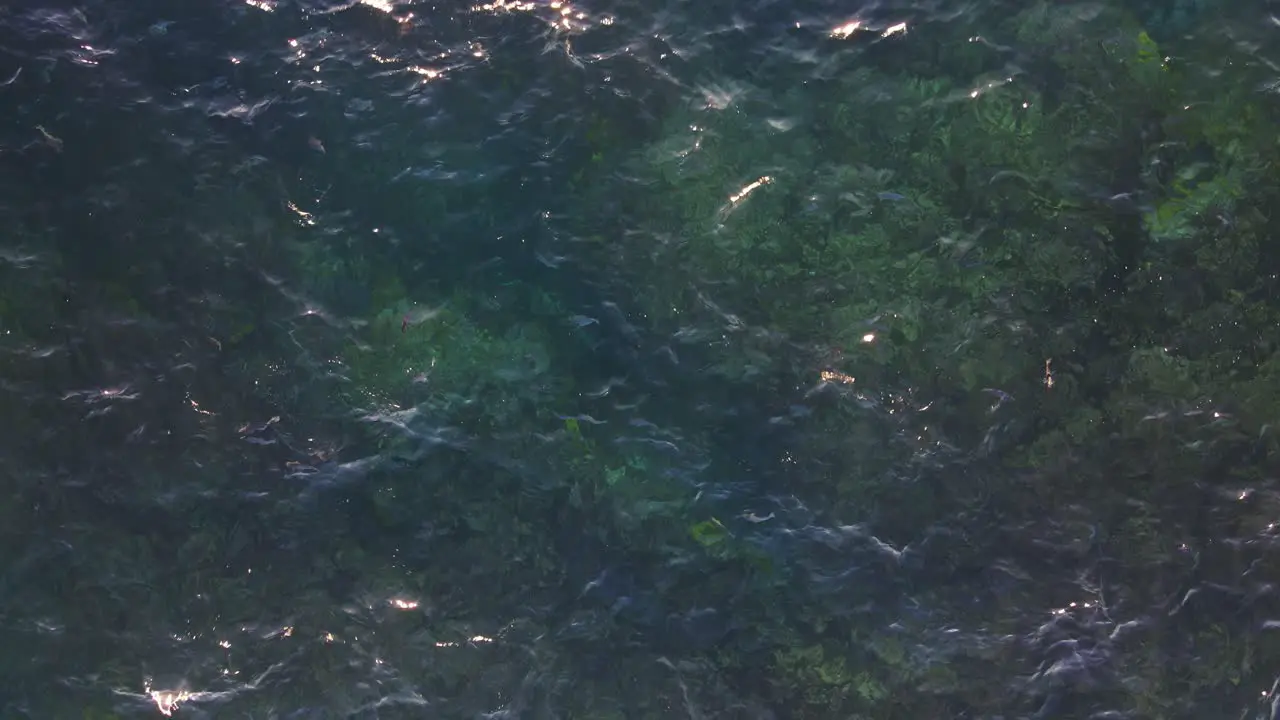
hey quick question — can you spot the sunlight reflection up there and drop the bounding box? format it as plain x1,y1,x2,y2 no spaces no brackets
152,692,189,717
715,175,773,223
820,370,855,386
882,22,908,37
473,0,599,33
188,395,215,417
408,65,443,80
475,0,539,12
829,21,862,39
967,76,1014,100
827,21,906,40
434,634,495,647
286,201,316,226
728,176,771,205
1050,600,1096,616
144,683,192,717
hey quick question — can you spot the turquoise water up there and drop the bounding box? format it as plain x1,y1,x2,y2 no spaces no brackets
1,0,1279,717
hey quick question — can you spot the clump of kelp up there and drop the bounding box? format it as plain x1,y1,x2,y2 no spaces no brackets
554,1,1280,717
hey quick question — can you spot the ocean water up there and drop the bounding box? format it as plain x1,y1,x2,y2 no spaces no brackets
2,0,1279,717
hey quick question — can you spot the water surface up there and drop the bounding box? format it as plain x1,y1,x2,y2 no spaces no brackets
2,0,1280,717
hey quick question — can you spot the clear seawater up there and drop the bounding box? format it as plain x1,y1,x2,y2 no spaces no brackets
1,0,1278,717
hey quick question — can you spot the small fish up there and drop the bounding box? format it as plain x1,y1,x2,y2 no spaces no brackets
876,191,906,201
35,125,62,152
401,306,442,333
308,136,326,153
535,252,568,268
982,387,1013,411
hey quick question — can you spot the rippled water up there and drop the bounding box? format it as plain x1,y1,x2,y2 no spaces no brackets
3,0,1280,717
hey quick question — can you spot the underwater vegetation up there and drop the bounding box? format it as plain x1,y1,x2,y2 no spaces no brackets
549,1,1280,716
16,0,1278,715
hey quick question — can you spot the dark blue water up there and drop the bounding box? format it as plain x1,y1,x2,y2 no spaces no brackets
3,0,1280,717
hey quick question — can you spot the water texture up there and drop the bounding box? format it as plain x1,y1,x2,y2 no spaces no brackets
1,0,1279,717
